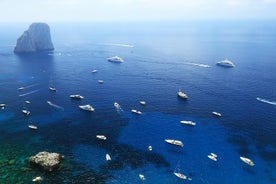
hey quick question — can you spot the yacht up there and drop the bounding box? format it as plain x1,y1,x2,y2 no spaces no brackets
177,90,188,99
22,109,31,116
91,69,97,73
140,101,146,105
174,172,187,180
165,139,184,147
131,109,142,115
96,135,107,140
79,104,95,111
98,80,104,84
107,56,124,63
216,59,235,67
106,154,111,161
28,125,38,130
70,94,84,99
240,156,254,166
49,87,57,91
212,111,222,117
180,120,196,126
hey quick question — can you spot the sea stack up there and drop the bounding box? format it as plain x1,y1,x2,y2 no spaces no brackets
14,23,54,53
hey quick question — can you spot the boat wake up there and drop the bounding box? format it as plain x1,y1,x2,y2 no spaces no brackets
102,43,134,48
47,101,64,111
185,62,210,68
19,89,39,97
256,97,276,106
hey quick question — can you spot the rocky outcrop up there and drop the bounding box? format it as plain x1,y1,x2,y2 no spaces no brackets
14,23,54,53
29,151,62,172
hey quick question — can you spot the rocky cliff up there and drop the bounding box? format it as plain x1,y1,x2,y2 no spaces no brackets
14,23,54,53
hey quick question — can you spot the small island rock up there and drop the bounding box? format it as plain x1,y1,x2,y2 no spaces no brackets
29,151,62,172
14,23,54,53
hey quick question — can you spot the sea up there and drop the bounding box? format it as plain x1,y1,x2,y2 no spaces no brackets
0,20,275,184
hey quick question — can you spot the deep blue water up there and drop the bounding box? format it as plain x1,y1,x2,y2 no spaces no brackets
0,21,275,183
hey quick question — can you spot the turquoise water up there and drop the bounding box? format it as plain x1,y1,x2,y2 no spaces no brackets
0,21,275,183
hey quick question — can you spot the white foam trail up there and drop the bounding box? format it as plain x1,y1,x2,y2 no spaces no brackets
256,97,276,106
23,83,39,89
102,43,134,48
19,89,39,97
47,101,64,111
185,62,211,68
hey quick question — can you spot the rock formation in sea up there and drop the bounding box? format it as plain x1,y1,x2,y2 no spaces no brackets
14,23,54,53
29,151,62,172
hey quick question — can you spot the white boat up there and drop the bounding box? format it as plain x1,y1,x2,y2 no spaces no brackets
70,94,84,99
106,154,111,161
216,59,235,67
140,101,146,105
32,176,43,182
114,102,121,109
107,56,124,63
91,69,97,73
98,80,104,84
49,87,57,91
212,111,222,117
18,86,24,90
25,101,31,104
28,125,38,130
22,109,31,116
211,153,218,157
139,174,145,181
96,135,107,140
177,90,188,99
0,103,5,110
131,109,142,115
240,156,254,166
148,145,153,151
180,120,196,126
165,139,184,147
208,154,217,161
79,104,95,111
174,172,187,180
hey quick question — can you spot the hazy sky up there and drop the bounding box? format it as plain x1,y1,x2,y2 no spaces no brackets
1,0,276,22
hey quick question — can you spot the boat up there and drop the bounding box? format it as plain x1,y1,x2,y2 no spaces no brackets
49,87,57,91
148,145,153,151
216,59,235,67
212,111,222,117
0,103,5,110
18,86,24,90
240,156,254,166
173,164,187,180
32,176,43,182
79,104,95,111
22,109,31,116
165,139,184,147
131,109,142,115
25,101,31,104
91,69,97,73
114,102,120,109
140,101,146,105
210,153,217,157
96,135,107,140
180,120,196,126
177,89,188,99
106,154,111,161
98,80,104,84
70,94,84,99
208,154,217,161
139,174,145,181
107,56,124,63
28,125,38,130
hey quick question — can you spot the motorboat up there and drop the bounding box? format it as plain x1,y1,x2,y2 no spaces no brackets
131,109,142,115
0,103,5,110
70,94,84,99
212,111,222,117
139,174,145,181
79,104,95,112
49,87,57,91
177,90,188,99
107,56,124,63
25,101,31,104
240,156,254,166
91,69,97,73
165,139,184,147
140,101,146,105
210,153,217,157
174,172,187,180
114,102,120,109
216,59,235,67
98,80,104,84
208,154,217,161
106,154,111,161
180,120,196,126
96,135,107,140
32,176,43,182
148,145,153,151
28,125,38,130
18,86,24,90
22,109,31,116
